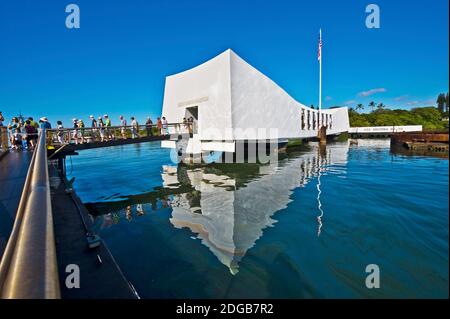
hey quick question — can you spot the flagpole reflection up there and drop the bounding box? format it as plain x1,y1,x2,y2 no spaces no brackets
316,145,326,237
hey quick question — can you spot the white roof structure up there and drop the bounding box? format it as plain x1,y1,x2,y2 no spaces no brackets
162,49,349,141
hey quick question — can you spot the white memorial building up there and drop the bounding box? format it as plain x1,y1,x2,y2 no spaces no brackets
161,49,349,155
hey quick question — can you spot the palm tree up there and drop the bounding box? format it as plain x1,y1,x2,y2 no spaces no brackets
368,101,376,112
377,103,386,111
445,93,449,113
356,104,364,113
437,93,446,113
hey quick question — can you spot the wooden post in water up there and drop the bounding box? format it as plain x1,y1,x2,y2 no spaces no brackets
319,126,327,145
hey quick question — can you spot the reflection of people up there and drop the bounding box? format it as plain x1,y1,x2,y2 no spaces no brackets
136,204,145,216
112,213,120,224
126,205,132,221
151,199,157,211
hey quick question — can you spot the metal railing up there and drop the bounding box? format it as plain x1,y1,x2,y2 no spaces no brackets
0,129,60,299
46,122,189,146
0,127,8,152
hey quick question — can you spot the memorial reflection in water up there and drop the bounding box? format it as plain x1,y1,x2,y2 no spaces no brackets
88,143,349,275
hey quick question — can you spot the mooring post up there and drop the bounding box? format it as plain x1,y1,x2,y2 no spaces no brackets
319,126,327,145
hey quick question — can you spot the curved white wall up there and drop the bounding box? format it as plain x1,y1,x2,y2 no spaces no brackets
162,49,349,141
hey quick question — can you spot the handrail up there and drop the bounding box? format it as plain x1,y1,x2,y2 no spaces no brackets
46,122,185,133
45,122,190,145
0,127,8,152
0,129,60,299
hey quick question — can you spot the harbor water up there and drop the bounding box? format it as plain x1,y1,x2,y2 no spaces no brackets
66,139,449,298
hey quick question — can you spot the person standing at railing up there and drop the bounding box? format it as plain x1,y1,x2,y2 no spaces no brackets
187,117,193,134
7,117,20,146
89,115,98,141
98,116,105,142
162,117,168,135
131,117,139,139
39,117,51,130
25,120,38,149
104,114,113,141
12,128,23,150
120,115,127,139
56,121,64,144
0,111,4,149
78,119,86,144
145,117,153,136
28,117,39,131
72,118,79,144
182,117,188,133
157,117,162,136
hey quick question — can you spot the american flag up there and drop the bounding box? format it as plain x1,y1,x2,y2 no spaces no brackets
318,30,322,62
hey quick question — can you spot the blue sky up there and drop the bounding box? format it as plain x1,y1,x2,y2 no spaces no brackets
0,0,448,125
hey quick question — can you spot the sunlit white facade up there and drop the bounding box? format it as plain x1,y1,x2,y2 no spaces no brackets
161,49,349,154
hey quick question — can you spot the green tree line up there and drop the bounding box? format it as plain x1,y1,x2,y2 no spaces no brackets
348,93,449,130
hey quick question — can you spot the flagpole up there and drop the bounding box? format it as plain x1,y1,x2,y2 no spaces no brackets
318,28,322,130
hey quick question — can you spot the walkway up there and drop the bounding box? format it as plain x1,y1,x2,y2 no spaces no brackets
0,151,33,258
49,164,138,299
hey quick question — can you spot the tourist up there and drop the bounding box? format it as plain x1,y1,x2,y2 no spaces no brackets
8,117,19,145
187,117,193,134
12,128,23,150
145,117,153,136
98,116,105,142
130,116,139,139
39,117,52,129
24,120,38,149
78,119,86,144
72,118,79,144
183,117,188,133
28,117,39,131
90,115,97,128
56,120,65,144
104,114,113,140
156,117,162,135
0,111,4,147
162,116,168,135
18,118,25,134
120,115,127,139
89,115,98,141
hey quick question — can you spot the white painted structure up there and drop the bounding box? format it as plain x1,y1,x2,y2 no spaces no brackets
348,125,423,134
161,49,349,154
